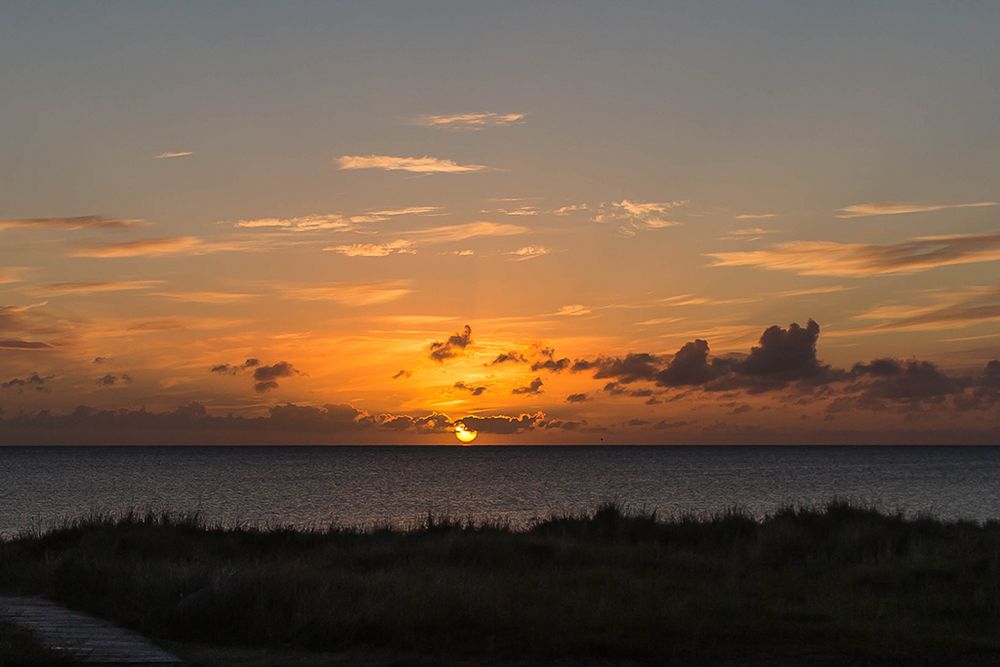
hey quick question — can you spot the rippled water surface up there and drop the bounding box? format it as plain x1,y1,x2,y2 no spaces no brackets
2,446,999,535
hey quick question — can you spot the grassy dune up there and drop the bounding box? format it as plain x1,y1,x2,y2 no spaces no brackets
1,502,999,665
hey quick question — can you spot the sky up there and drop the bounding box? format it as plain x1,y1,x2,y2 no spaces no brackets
1,1,999,444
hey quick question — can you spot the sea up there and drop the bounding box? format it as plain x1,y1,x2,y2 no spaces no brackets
2,445,999,536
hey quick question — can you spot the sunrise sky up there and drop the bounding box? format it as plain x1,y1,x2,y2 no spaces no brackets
1,2,999,444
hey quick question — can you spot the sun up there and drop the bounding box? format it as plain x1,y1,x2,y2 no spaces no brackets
454,422,478,445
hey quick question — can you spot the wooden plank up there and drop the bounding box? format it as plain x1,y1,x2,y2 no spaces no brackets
0,596,181,664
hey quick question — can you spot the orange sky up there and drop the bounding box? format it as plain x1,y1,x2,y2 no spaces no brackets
1,3,998,444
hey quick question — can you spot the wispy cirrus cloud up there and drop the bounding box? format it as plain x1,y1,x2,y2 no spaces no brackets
233,214,352,231
155,151,193,159
33,280,164,296
0,216,141,231
836,201,997,219
481,206,538,217
0,267,29,284
413,112,525,130
721,227,776,241
336,154,489,174
153,291,258,304
851,286,1000,332
0,339,54,350
70,237,202,258
367,206,442,217
232,207,441,233
280,281,412,306
70,236,256,258
555,305,591,316
707,231,1000,277
324,240,416,257
735,213,776,220
403,222,529,245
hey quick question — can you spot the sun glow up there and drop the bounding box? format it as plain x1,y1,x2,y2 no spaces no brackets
454,422,478,444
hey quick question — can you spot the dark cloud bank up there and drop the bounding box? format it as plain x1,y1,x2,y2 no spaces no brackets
0,319,997,444
0,403,562,445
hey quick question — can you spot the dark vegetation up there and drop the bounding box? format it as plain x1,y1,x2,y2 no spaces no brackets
0,622,75,666
2,502,1000,665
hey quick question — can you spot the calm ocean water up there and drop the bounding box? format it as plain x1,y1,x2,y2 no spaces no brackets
2,446,999,536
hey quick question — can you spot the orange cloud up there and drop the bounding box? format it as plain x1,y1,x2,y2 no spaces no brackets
836,201,997,218
336,155,489,173
280,281,413,306
403,222,528,245
0,216,141,230
324,240,416,257
707,231,1000,276
413,112,526,129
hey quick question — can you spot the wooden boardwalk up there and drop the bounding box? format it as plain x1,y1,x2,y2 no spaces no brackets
0,596,181,664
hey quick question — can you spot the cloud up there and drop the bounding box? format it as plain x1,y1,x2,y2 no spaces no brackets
775,286,851,298
850,286,1000,332
721,227,776,241
458,412,544,434
489,351,527,366
574,320,841,394
512,377,544,394
566,393,589,403
707,231,1000,277
483,206,538,217
155,151,193,159
0,403,566,444
530,347,570,373
836,201,997,219
735,213,776,220
595,199,686,235
367,206,442,217
403,222,529,245
453,381,487,396
572,353,662,384
509,245,550,261
654,340,720,386
429,325,472,362
413,112,526,129
253,361,299,393
0,267,29,284
95,373,132,387
2,372,53,391
740,320,823,378
336,155,489,174
34,280,163,296
153,291,258,304
0,339,54,350
324,240,416,257
234,214,353,231
0,216,141,231
211,358,297,393
281,281,412,306
554,203,589,215
211,358,260,375
70,237,202,258
555,305,591,316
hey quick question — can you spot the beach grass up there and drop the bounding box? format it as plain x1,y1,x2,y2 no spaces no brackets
1,501,999,665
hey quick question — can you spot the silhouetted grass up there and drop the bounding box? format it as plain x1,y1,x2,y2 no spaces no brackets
2,501,999,665
0,621,77,666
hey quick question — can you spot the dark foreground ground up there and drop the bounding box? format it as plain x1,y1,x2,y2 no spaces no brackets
1,502,999,666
